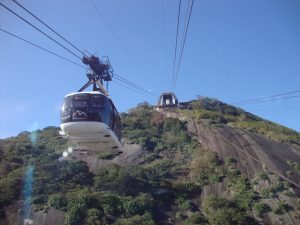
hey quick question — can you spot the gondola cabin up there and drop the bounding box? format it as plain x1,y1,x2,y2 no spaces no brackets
60,91,122,153
158,92,178,107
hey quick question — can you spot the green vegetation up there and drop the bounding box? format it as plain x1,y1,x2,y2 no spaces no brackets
203,196,259,225
273,201,291,215
189,148,226,186
182,98,300,147
287,161,300,173
254,202,271,217
259,182,285,199
1,99,299,224
97,149,122,159
122,103,198,154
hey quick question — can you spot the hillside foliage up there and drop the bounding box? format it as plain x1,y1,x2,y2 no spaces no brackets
0,99,300,224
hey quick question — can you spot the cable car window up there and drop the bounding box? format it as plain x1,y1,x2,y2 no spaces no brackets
73,100,88,107
63,96,72,109
74,95,89,101
90,95,105,108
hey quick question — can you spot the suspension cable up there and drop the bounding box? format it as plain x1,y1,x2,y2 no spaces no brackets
0,27,85,69
232,90,300,105
0,2,82,60
173,0,194,90
11,0,86,56
171,0,182,90
114,73,158,97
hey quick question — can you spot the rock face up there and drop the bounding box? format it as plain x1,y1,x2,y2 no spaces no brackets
160,109,300,225
192,122,300,225
188,120,300,182
3,203,64,225
72,141,146,174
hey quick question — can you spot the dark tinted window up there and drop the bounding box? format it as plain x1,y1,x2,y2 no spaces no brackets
74,94,89,101
63,96,73,109
163,95,172,101
90,95,106,108
73,100,88,107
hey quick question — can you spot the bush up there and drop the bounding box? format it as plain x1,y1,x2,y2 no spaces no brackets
85,208,102,225
115,212,155,225
100,193,123,216
257,171,269,180
273,201,290,215
48,194,68,211
254,202,271,217
224,157,237,165
97,150,118,159
183,212,208,225
176,212,185,220
203,196,255,225
174,182,201,198
227,176,255,210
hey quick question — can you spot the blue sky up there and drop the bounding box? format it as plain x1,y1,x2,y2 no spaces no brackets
0,0,300,138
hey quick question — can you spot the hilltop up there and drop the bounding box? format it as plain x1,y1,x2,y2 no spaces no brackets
1,98,300,225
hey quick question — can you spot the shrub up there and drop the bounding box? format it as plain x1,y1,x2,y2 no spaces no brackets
257,171,269,180
183,212,208,225
273,201,290,215
176,212,185,220
254,202,271,217
85,208,102,225
224,157,237,165
48,194,68,211
100,193,123,216
203,196,256,225
115,212,155,225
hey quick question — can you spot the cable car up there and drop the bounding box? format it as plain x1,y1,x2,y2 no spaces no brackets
60,92,122,153
158,92,178,107
59,55,122,154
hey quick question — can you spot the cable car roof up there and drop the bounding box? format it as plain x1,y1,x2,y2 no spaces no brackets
65,91,111,99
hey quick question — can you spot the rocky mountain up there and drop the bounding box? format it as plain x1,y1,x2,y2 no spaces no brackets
1,98,300,225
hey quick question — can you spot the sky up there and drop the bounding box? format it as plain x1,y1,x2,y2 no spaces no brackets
0,0,300,138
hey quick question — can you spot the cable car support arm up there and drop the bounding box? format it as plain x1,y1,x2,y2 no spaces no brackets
78,55,113,96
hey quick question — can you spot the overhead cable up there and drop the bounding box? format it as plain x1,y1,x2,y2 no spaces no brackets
232,90,300,105
88,0,145,74
11,0,85,56
114,73,158,97
0,27,85,69
160,0,168,79
171,0,182,90
0,27,155,97
0,2,82,60
173,0,195,90
112,80,152,97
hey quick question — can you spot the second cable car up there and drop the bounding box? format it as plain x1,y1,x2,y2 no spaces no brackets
157,92,178,107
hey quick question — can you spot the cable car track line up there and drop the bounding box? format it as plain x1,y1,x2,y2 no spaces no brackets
0,27,155,97
0,28,85,69
112,80,152,97
113,74,158,97
160,0,169,81
171,0,182,90
88,0,146,76
232,90,300,105
236,94,300,105
0,2,82,60
11,0,86,56
173,0,195,90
